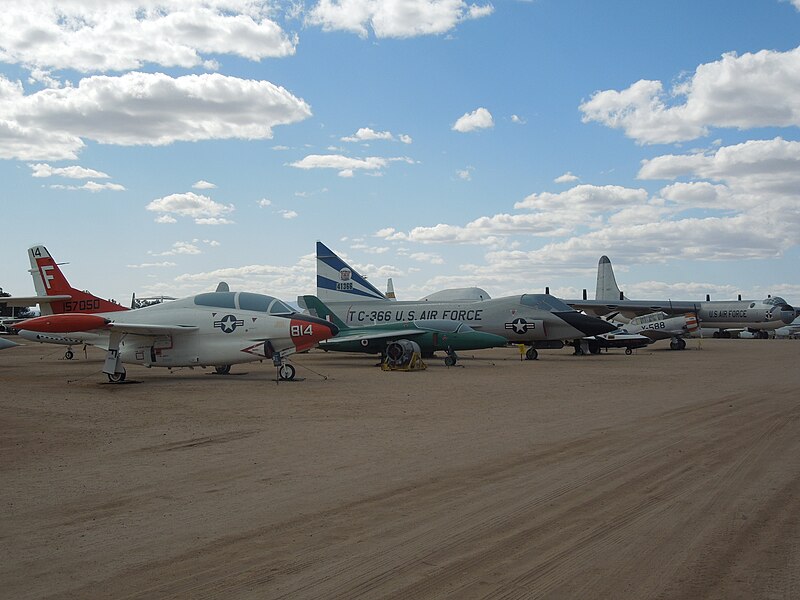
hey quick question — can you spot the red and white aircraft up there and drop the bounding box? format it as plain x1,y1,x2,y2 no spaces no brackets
9,246,337,382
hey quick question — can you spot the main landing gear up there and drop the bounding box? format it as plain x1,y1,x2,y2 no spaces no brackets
107,367,126,383
525,346,538,360
444,347,459,367
669,338,687,351
214,365,231,375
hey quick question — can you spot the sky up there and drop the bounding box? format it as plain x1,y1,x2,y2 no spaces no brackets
1,0,799,307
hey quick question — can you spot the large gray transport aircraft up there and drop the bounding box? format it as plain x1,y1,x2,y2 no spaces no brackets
301,242,616,360
568,256,795,338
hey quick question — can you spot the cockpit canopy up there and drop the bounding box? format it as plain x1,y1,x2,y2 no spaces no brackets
194,291,294,315
520,294,574,313
763,296,787,306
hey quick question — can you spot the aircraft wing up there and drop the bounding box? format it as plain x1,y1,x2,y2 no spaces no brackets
105,322,199,336
568,299,700,318
0,337,20,350
0,295,72,307
322,328,426,346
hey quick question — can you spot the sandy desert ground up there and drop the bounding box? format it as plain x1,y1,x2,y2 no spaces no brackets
1,337,799,599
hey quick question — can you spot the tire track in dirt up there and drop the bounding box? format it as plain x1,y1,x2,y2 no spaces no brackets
53,391,799,600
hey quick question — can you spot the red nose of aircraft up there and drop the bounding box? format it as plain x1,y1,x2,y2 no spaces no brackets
290,315,339,352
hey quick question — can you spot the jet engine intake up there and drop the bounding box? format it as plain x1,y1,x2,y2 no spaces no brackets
385,339,421,368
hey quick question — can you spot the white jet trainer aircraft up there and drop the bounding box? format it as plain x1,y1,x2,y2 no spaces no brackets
11,246,338,382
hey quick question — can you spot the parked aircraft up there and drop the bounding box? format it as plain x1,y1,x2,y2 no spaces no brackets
618,311,699,350
305,242,616,360
568,256,795,338
11,246,337,381
301,294,507,366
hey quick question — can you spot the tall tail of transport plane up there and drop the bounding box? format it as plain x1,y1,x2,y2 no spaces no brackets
27,245,128,315
315,241,389,304
595,255,627,301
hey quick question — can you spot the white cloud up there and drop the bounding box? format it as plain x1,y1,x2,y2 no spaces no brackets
554,171,579,184
0,72,312,160
341,127,413,144
409,252,444,264
306,0,494,39
289,153,413,176
146,191,234,224
580,46,800,144
257,198,272,207
457,166,473,180
510,114,526,124
48,181,126,192
126,261,178,269
0,1,297,73
29,163,110,179
342,127,392,142
280,209,299,219
452,107,494,132
81,181,126,192
192,180,217,189
150,241,202,256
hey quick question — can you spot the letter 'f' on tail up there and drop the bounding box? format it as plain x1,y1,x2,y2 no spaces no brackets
27,245,128,315
595,255,627,301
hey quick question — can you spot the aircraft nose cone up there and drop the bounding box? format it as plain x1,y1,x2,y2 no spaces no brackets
555,311,617,336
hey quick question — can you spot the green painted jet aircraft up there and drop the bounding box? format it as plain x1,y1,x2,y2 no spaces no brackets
301,295,508,366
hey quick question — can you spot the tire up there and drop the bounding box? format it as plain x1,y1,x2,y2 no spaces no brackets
65,350,74,360
678,338,686,350
525,347,538,360
107,369,126,383
215,365,231,375
278,364,296,381
444,355,457,367
625,347,633,355
670,340,680,351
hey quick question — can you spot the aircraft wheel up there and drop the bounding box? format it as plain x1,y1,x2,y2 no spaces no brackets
278,364,296,381
678,338,686,350
670,339,680,351
525,347,538,360
444,355,457,367
215,365,231,375
712,331,720,338
625,347,633,355
65,350,74,360
107,369,126,383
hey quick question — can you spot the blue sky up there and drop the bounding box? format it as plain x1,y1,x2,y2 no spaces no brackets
2,0,799,306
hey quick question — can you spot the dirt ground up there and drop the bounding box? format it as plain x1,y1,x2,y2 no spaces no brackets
1,337,799,599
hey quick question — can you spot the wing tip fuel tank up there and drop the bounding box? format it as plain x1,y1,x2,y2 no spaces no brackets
13,313,110,333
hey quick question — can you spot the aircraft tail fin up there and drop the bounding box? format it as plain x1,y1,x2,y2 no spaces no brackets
595,255,627,301
27,245,128,315
386,278,396,300
300,295,348,331
316,241,388,303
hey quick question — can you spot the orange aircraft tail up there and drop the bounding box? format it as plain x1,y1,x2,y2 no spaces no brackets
27,245,128,315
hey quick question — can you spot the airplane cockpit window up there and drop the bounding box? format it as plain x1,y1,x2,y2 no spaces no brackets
763,296,787,306
238,292,271,312
520,294,573,312
267,299,294,315
194,292,236,309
